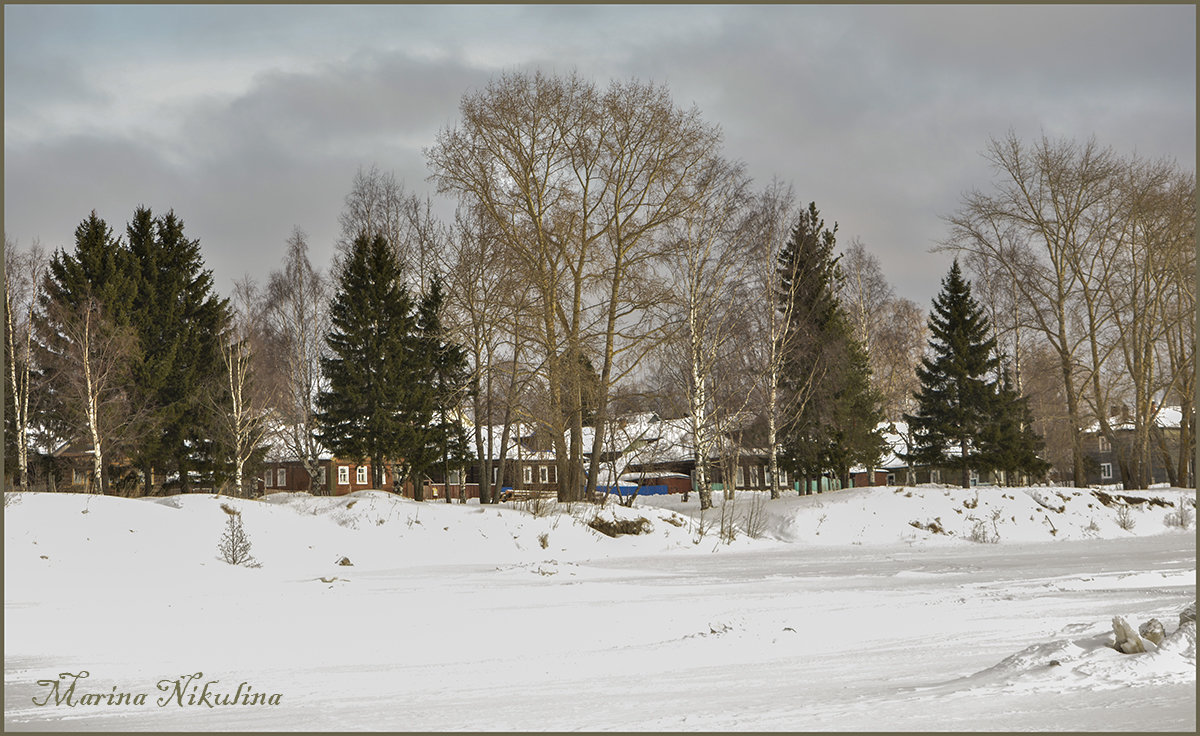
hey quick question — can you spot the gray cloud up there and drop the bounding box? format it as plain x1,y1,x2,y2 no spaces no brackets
4,4,1194,307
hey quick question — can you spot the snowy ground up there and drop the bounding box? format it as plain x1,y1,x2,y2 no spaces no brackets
4,485,1195,731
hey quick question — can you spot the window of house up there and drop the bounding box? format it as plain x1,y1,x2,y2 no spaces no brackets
523,465,533,485
750,465,760,487
448,469,460,485
357,466,368,485
930,469,941,484
1100,463,1113,480
548,465,557,483
1098,435,1111,453
779,469,788,487
264,469,273,488
736,466,745,487
73,468,86,485
318,466,327,486
539,465,549,484
886,473,896,485
493,466,499,484
338,466,349,485
969,469,979,486
277,468,287,487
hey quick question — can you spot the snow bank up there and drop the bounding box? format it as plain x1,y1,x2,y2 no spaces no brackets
635,485,1197,546
4,490,705,586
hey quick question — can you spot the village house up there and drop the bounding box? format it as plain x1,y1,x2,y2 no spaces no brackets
1081,405,1191,487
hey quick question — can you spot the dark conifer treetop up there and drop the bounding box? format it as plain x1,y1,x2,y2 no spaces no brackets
905,259,1047,487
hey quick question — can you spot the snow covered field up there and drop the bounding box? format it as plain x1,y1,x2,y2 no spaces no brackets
5,485,1195,731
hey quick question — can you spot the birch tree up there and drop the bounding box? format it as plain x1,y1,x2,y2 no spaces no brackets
338,165,444,294
39,297,138,493
744,180,801,499
661,157,754,510
213,278,274,497
4,237,47,490
263,229,330,493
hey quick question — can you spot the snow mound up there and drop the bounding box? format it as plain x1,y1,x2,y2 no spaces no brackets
922,615,1195,697
636,485,1197,546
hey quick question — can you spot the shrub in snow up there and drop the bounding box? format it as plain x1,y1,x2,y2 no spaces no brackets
909,518,946,535
1163,505,1194,529
1138,618,1165,646
337,556,353,566
217,506,259,567
538,532,550,549
969,519,998,544
741,492,768,539
1115,504,1136,531
588,514,651,537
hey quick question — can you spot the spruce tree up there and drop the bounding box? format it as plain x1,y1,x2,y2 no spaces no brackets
904,260,1001,488
126,208,229,494
826,324,886,488
35,212,139,490
414,278,473,499
777,202,883,490
978,368,1050,484
316,232,418,490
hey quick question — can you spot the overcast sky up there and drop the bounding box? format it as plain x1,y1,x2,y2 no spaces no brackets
4,4,1195,306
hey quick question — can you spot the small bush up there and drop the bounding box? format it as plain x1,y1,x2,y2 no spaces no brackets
968,519,997,544
1164,505,1194,529
588,515,652,537
522,495,556,518
218,509,259,567
741,492,768,539
538,532,550,549
909,518,945,535
1115,504,1136,531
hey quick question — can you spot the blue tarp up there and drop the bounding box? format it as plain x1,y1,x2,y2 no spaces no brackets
596,484,670,496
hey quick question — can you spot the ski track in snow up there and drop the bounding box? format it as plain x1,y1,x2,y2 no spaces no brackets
4,486,1195,731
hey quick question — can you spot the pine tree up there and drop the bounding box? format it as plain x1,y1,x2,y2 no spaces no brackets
978,368,1050,484
826,323,886,488
777,202,883,490
126,208,229,494
904,260,1001,488
316,232,418,490
34,212,141,493
414,278,473,500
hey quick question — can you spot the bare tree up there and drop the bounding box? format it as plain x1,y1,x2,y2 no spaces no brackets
743,180,800,499
212,277,275,497
428,71,723,502
38,297,138,493
1154,168,1196,487
1100,157,1195,487
871,297,926,422
838,238,894,353
263,228,330,494
339,165,445,295
442,203,540,503
658,157,756,510
4,237,47,490
943,133,1123,486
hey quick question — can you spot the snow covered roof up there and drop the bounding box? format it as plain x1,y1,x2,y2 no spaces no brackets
1085,405,1185,434
848,421,912,474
